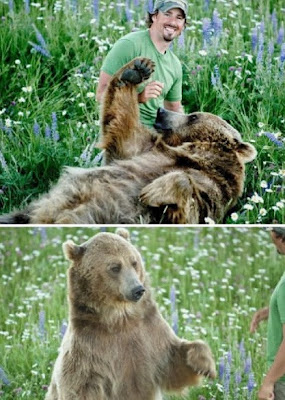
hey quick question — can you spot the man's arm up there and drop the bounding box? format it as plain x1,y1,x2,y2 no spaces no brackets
164,100,184,113
250,307,270,333
96,70,112,103
258,324,285,400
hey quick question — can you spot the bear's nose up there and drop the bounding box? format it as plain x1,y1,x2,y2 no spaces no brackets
131,285,145,302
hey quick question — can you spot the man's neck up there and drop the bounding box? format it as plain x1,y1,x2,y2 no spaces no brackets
149,28,171,54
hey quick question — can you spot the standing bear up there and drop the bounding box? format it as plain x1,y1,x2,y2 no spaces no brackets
45,229,216,400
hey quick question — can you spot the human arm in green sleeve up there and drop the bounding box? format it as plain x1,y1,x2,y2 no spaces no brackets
96,39,136,102
258,325,285,399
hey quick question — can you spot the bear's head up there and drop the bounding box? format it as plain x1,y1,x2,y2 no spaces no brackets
154,108,257,163
63,229,146,316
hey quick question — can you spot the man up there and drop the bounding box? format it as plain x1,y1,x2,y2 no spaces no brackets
250,227,285,400
96,0,187,128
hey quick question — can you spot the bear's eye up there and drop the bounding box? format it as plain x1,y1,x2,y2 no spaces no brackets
110,264,121,273
132,261,137,270
188,114,198,123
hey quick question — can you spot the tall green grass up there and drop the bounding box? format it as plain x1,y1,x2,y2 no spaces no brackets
0,226,284,399
0,0,284,223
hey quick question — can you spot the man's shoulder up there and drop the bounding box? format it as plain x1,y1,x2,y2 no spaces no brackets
118,29,149,43
167,49,182,66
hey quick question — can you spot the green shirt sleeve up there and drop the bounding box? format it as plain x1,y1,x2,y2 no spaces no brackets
277,281,285,323
165,62,182,102
101,39,137,76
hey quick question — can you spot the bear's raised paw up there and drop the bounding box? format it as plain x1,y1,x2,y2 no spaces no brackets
186,340,216,380
120,58,155,85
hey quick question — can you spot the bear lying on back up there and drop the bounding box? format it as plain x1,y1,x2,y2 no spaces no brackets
45,229,216,400
0,58,256,224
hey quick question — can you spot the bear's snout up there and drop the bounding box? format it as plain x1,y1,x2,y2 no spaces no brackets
130,285,145,302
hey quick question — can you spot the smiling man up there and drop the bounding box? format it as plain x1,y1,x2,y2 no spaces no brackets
96,0,187,128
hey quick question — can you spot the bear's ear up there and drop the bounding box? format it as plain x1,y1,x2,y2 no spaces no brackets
115,228,130,241
235,141,257,163
63,240,86,261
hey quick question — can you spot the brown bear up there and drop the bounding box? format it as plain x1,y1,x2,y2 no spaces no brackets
0,58,256,224
45,229,216,400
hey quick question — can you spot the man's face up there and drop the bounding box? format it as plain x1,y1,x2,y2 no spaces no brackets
271,231,285,255
152,8,185,42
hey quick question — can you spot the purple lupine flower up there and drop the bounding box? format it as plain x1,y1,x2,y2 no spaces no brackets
60,321,67,339
193,231,200,250
0,367,10,385
235,370,241,385
218,357,224,379
39,227,48,245
277,27,284,45
0,151,8,172
227,350,232,364
39,310,46,340
203,0,210,11
147,0,153,13
80,145,91,164
281,43,285,63
244,354,252,374
268,40,274,56
178,31,185,49
29,42,51,58
256,32,264,64
263,131,284,147
259,20,265,34
93,0,99,19
8,0,13,13
170,285,178,334
238,339,245,361
247,372,255,398
70,0,78,13
170,285,176,314
202,18,212,47
211,64,221,87
33,120,41,136
32,24,48,51
133,0,140,7
125,0,132,21
45,124,51,138
224,362,231,396
251,27,258,52
212,9,223,37
271,10,277,32
51,112,59,141
93,150,104,165
24,0,30,13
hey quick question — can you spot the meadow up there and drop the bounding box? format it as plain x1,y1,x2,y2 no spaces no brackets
0,226,284,399
0,0,284,223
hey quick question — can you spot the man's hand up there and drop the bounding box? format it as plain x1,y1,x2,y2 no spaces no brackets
258,381,274,400
138,81,164,103
250,307,269,333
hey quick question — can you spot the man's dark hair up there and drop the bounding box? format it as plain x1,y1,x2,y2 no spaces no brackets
146,10,187,28
146,11,158,28
272,227,285,242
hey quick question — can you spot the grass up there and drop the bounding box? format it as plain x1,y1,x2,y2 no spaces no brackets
0,0,284,223
0,226,284,399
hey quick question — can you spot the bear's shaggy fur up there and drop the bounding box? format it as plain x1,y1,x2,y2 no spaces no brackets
45,229,216,400
0,58,256,224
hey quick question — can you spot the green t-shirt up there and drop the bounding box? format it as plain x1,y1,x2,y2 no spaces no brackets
267,272,285,382
101,29,182,127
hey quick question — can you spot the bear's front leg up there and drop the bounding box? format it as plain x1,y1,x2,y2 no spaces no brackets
162,339,216,393
185,340,216,379
99,57,155,163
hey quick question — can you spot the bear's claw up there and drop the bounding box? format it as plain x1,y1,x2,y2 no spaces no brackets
121,58,155,85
